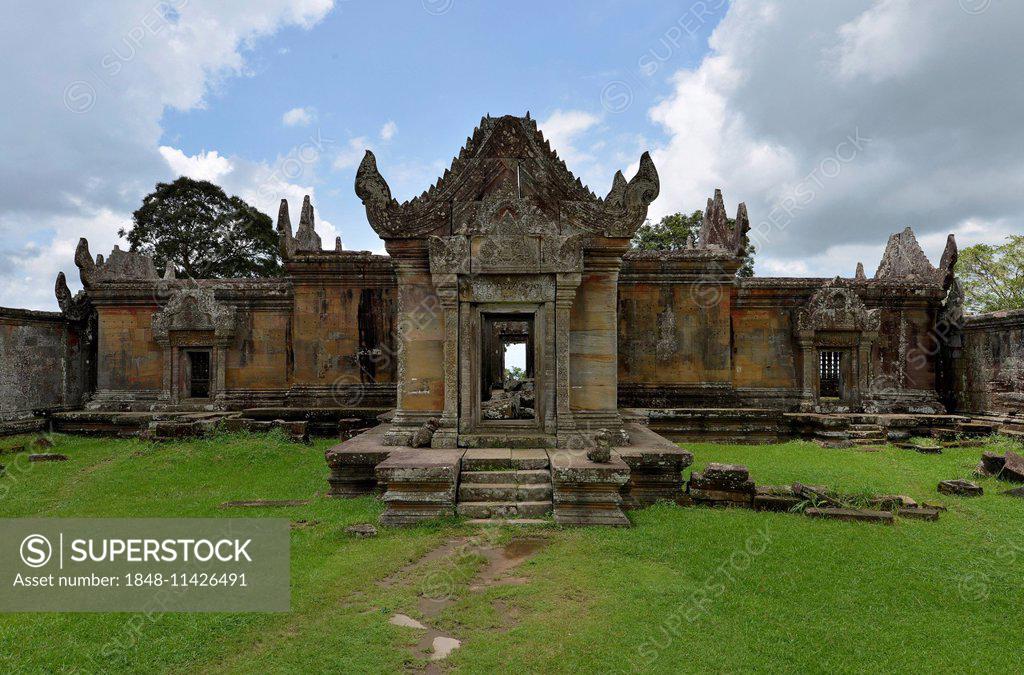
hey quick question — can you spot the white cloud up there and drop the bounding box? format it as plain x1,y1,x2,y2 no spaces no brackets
158,146,233,182
539,109,601,167
332,137,371,171
0,1,335,309
282,106,315,126
379,120,398,141
646,0,1024,278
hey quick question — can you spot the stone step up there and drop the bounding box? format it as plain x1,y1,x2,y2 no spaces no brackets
459,469,551,485
466,518,550,525
458,483,553,502
456,501,552,519
848,430,884,439
460,433,557,449
461,449,549,471
849,423,883,431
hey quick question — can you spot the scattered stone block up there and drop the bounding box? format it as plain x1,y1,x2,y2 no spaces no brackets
1002,451,1024,482
275,420,310,444
870,494,918,510
977,451,1007,477
898,507,941,521
792,482,841,507
914,444,943,455
922,501,948,511
345,523,378,537
220,499,310,508
0,444,26,456
689,463,755,507
28,453,68,462
753,494,801,512
805,507,894,525
1003,486,1024,498
937,479,983,497
32,437,54,449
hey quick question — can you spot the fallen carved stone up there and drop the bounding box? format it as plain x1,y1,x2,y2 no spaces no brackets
805,507,894,525
937,479,983,497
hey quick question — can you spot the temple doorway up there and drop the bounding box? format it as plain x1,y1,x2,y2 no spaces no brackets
481,313,535,421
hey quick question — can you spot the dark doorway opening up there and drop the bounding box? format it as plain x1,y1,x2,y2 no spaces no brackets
481,314,535,420
818,350,842,398
185,350,212,399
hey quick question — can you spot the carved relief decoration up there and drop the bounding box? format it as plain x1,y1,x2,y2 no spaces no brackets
74,238,158,289
355,114,659,241
796,280,881,333
656,306,678,361
152,288,237,346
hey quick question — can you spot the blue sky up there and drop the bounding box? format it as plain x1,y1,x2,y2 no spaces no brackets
160,0,726,253
2,1,1021,310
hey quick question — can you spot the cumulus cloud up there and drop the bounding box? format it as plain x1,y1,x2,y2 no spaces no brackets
647,0,1024,278
539,109,601,168
282,106,315,126
332,137,371,171
0,1,334,309
158,147,233,182
379,120,398,141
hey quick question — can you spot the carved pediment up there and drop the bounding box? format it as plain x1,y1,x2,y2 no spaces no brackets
74,239,158,289
355,113,659,241
152,287,237,346
796,280,880,333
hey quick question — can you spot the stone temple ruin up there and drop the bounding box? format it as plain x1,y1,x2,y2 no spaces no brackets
1,113,1022,524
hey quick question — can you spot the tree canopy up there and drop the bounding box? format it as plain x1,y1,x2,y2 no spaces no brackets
630,210,757,277
955,235,1024,313
119,177,282,279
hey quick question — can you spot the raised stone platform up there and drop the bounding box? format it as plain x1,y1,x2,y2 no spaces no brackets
617,423,693,508
549,450,630,527
324,425,393,498
376,449,465,526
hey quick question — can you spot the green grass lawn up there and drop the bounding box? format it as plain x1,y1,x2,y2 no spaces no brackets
1,431,1023,673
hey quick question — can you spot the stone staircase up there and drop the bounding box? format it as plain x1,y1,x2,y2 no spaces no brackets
456,449,552,520
847,422,885,446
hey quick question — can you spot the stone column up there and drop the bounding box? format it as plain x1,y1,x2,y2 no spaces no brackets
555,273,581,447
797,334,816,411
432,281,459,448
214,343,228,407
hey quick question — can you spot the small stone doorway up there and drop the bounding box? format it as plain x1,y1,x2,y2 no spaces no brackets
183,349,212,399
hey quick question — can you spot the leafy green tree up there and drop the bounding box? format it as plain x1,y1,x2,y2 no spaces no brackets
119,177,281,279
505,366,525,383
631,210,757,277
955,235,1024,313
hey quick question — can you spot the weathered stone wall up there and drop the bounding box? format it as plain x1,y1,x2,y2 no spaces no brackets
618,271,946,412
95,306,164,396
618,252,738,407
0,308,89,421
955,309,1024,416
